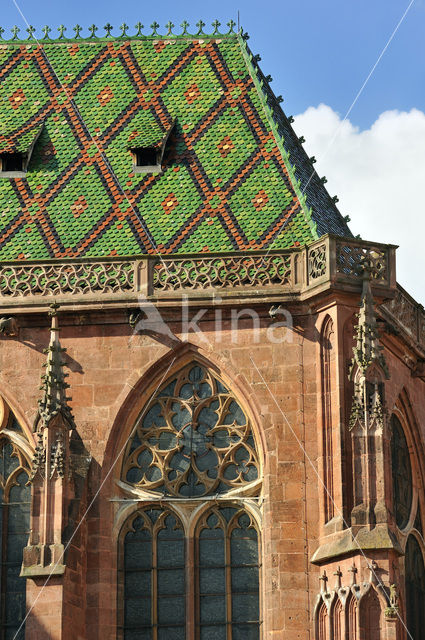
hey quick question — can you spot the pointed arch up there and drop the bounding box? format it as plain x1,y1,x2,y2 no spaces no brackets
391,413,413,530
0,390,34,455
195,504,260,639
405,533,425,640
391,388,424,532
117,505,186,640
359,587,382,640
0,403,32,640
320,314,335,523
317,599,330,640
121,360,261,498
332,596,344,640
347,591,358,639
113,347,264,640
105,344,265,494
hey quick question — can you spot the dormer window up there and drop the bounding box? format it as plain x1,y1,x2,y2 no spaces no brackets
0,122,43,178
128,119,175,175
131,146,161,173
0,153,25,175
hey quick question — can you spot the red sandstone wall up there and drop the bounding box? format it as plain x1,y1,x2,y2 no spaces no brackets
0,299,423,639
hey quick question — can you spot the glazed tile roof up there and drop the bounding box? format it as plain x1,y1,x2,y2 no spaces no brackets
0,22,352,259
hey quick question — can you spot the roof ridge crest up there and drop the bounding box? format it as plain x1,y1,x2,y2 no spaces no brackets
0,20,238,43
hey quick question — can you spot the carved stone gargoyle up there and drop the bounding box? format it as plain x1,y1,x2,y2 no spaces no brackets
0,316,18,336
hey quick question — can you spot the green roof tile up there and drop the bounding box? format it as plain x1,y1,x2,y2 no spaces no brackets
0,24,351,259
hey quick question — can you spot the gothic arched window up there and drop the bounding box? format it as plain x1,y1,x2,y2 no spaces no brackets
120,508,185,640
390,414,413,530
0,437,31,640
119,362,261,640
405,535,425,640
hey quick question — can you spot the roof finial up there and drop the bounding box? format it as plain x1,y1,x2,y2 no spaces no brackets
180,21,190,35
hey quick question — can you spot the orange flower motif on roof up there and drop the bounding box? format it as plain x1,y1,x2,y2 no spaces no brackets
71,196,88,219
97,86,114,107
252,189,269,211
218,136,234,158
184,83,201,105
162,193,178,214
9,88,26,109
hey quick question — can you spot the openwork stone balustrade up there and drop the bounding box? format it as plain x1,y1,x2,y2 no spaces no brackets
0,235,395,301
0,233,423,353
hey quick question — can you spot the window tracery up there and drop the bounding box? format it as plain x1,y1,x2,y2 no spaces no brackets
390,414,413,530
0,436,31,640
120,508,185,640
122,363,260,498
119,362,261,639
405,535,425,640
196,506,260,639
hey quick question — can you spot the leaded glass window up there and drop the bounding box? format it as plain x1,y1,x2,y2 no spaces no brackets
197,506,260,640
0,439,31,640
123,363,259,498
391,415,412,529
405,535,425,640
121,508,185,640
120,362,262,640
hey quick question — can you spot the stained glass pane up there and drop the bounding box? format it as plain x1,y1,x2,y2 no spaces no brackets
233,624,260,640
125,541,152,570
200,626,226,640
232,566,259,592
405,535,425,640
124,630,151,640
0,439,31,640
200,595,226,623
125,571,150,596
123,362,259,497
125,597,151,626
391,415,413,529
157,627,185,640
232,594,259,622
197,507,260,639
200,568,225,594
158,596,185,624
123,509,185,638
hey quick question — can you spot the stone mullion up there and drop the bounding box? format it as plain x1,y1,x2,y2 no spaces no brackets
0,502,8,640
187,531,196,640
225,528,232,640
152,526,158,640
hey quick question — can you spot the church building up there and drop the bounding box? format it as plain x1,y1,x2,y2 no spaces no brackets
0,20,423,640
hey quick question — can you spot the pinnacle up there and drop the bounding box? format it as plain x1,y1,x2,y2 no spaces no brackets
34,304,75,431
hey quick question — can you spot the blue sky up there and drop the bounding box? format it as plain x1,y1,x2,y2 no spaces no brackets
2,0,423,128
2,0,425,301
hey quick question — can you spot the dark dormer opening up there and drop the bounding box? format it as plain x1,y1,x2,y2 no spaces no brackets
0,123,44,178
0,153,25,174
135,147,158,168
128,119,175,175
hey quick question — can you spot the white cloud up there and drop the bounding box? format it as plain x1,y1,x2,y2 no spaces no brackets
293,104,425,304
